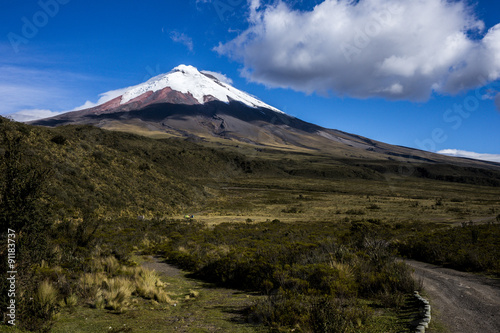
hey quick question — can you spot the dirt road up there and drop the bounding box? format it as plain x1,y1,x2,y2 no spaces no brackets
406,260,500,333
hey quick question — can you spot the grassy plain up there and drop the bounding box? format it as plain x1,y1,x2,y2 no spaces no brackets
1,117,499,332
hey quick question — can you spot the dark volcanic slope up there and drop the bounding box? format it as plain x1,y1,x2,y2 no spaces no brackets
31,100,500,173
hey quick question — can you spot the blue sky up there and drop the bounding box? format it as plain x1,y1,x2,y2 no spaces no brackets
1,0,500,161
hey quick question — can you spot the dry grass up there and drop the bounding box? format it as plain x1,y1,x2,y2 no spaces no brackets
101,256,121,275
77,258,173,311
60,294,78,308
78,272,107,301
35,280,59,318
329,260,355,282
133,267,172,303
102,277,135,312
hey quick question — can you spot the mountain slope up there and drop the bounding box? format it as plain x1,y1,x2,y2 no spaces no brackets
30,65,500,173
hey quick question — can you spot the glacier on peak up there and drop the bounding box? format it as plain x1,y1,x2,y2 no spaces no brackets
119,65,283,113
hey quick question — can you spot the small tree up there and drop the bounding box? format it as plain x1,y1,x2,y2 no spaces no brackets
0,118,55,330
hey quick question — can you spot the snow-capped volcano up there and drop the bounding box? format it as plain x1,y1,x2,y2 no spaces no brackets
28,64,500,172
114,65,283,113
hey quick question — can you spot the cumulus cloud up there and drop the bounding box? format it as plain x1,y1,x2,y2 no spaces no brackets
170,31,194,52
438,149,500,163
201,70,234,85
215,0,500,101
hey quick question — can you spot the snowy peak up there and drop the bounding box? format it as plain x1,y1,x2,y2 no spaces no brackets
118,65,283,113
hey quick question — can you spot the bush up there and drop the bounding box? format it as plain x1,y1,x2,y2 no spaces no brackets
398,224,500,276
252,291,309,329
310,297,369,333
50,135,67,145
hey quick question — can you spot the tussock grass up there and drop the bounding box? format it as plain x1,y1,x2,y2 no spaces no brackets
35,280,59,313
329,260,355,282
60,294,78,308
101,256,121,275
32,280,60,324
133,267,172,304
94,291,106,310
102,277,135,312
78,272,107,301
76,257,173,311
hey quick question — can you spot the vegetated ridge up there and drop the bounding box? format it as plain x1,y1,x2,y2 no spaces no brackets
30,65,500,178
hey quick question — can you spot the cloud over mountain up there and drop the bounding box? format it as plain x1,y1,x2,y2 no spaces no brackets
438,149,500,163
216,0,500,101
8,109,66,122
170,31,194,52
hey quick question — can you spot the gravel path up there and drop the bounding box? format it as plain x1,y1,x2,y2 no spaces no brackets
141,255,182,277
406,260,500,333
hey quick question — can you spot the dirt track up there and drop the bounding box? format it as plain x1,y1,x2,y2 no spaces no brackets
406,260,500,333
141,255,183,277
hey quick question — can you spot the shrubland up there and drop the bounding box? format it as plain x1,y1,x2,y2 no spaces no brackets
398,222,500,276
152,219,418,331
1,116,499,332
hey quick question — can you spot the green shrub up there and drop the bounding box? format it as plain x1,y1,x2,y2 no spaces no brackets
50,135,67,145
398,224,500,276
252,291,309,329
310,297,369,333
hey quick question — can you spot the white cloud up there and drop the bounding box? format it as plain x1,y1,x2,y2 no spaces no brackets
72,88,128,111
7,86,131,122
438,149,500,163
170,31,194,52
8,109,66,122
0,66,68,114
201,70,234,85
0,65,109,116
0,63,132,121
216,0,500,101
